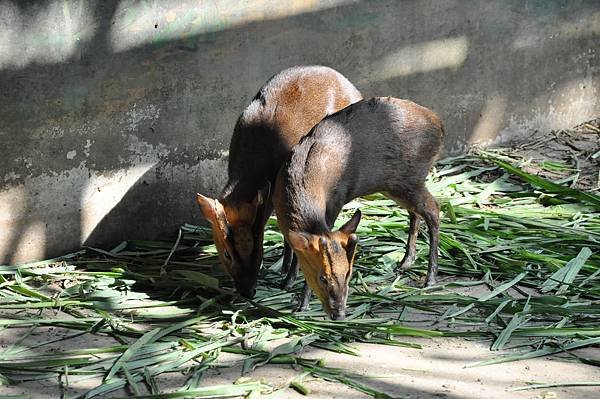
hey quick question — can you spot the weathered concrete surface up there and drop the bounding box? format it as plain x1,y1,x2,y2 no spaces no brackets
0,0,598,263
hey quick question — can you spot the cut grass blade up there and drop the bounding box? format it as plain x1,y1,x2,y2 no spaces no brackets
481,153,600,207
106,328,162,381
103,381,268,399
541,247,592,294
508,381,600,391
478,272,527,302
467,337,600,367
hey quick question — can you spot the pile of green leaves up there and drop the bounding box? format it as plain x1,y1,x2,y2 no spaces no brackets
0,149,598,398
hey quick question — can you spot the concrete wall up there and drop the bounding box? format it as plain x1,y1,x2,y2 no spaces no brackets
1,0,598,264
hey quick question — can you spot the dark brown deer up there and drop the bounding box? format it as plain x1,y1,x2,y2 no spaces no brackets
196,66,362,298
273,97,444,319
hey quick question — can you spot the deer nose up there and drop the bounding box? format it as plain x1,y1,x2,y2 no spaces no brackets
238,286,256,299
329,310,345,320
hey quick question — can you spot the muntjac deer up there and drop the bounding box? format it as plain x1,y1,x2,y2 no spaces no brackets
196,66,362,298
273,97,444,319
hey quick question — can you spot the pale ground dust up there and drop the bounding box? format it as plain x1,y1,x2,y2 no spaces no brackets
1,325,598,399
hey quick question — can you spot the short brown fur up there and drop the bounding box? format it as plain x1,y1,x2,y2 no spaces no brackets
196,66,362,298
273,97,444,319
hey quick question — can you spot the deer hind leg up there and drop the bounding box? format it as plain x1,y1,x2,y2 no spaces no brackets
419,190,440,286
389,188,440,286
395,211,421,272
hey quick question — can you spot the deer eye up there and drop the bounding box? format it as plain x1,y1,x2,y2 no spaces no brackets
319,275,327,285
223,249,232,262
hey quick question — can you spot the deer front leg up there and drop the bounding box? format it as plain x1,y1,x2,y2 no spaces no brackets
281,242,299,290
296,281,312,311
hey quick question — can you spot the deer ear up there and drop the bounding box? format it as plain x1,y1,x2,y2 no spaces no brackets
288,231,316,253
249,181,271,223
344,233,359,262
256,181,271,206
254,190,263,208
196,193,220,225
256,181,271,209
339,209,362,235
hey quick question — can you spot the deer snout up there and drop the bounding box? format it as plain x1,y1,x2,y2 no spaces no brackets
329,309,346,320
235,276,257,299
328,301,346,320
237,284,257,299
233,257,260,299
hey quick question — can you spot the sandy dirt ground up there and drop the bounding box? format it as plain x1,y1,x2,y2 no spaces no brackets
1,324,598,399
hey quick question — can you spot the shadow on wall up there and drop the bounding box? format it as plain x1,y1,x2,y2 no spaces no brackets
0,0,598,263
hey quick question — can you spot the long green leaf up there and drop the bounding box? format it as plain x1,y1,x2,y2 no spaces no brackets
106,328,162,380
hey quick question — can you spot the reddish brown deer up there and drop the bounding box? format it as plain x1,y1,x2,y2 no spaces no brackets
196,66,362,298
273,97,444,319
